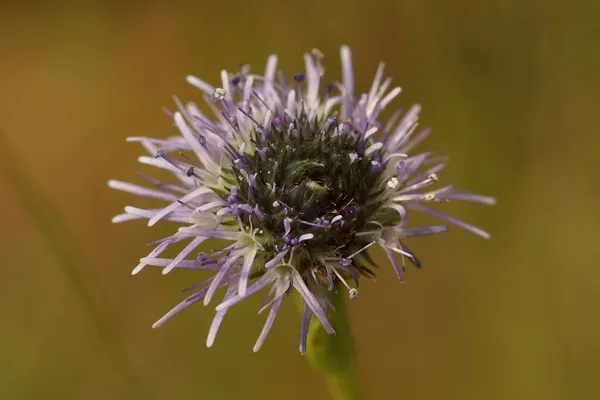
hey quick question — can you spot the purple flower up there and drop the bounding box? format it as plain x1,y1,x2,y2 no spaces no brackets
109,46,495,352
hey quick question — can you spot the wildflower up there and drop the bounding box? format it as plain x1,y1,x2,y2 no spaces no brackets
109,46,495,352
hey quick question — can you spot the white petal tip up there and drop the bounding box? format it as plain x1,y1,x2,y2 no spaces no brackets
151,322,161,329
131,265,144,275
161,267,172,275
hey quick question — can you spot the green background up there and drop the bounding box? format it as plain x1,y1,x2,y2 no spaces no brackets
1,1,598,399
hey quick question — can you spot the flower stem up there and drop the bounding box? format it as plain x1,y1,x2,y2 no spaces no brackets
303,289,364,400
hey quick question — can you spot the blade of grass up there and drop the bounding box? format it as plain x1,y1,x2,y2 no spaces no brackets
0,134,147,399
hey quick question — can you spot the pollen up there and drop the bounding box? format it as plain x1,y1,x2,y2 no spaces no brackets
213,87,226,100
387,177,399,189
425,192,436,202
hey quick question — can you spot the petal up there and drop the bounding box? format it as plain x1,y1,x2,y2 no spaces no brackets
409,203,491,239
382,246,403,282
253,296,284,352
186,75,215,94
340,45,354,119
206,285,237,348
291,270,334,334
152,285,211,328
162,236,207,275
178,227,239,241
298,300,312,354
215,268,278,312
398,225,449,237
108,180,177,202
204,253,241,305
148,186,212,227
237,248,258,296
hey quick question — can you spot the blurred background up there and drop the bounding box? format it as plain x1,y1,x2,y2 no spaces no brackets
1,1,598,399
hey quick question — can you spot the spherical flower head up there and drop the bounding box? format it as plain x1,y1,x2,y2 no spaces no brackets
109,46,495,353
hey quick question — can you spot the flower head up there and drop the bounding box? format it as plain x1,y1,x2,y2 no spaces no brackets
109,46,495,352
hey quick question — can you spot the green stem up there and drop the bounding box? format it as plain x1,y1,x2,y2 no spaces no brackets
302,289,364,400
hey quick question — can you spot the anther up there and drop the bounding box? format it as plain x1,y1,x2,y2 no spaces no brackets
293,73,305,82
213,87,226,100
387,177,399,189
428,173,439,182
311,48,324,59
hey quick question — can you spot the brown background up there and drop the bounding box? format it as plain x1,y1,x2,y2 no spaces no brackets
1,1,598,399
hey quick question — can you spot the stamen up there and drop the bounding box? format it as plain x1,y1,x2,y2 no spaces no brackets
177,200,196,211
186,166,200,178
311,48,324,59
293,73,305,82
230,75,241,86
330,266,356,297
251,90,272,111
178,152,201,167
157,150,181,167
330,215,343,226
387,177,399,189
213,87,226,100
237,107,263,129
346,241,376,259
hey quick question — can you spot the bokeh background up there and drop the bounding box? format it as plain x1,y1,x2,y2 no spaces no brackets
1,1,598,399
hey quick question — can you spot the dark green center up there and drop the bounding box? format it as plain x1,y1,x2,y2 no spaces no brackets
232,114,385,256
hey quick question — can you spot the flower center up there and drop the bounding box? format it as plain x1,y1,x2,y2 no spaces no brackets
230,113,384,254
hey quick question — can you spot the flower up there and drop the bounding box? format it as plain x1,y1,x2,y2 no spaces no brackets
109,46,495,352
